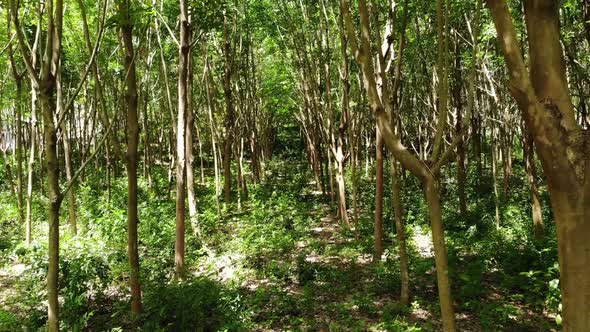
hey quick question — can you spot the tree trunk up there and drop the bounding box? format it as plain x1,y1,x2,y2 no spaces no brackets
339,0,456,328
57,70,77,235
491,125,501,227
14,81,25,224
119,0,142,315
374,127,384,260
391,159,409,305
195,117,205,185
204,51,222,214
25,85,37,245
335,156,348,225
174,0,190,280
487,0,590,329
327,147,336,205
222,13,235,207
239,137,248,200
425,177,455,332
522,124,543,238
452,35,467,218
186,45,199,236
39,87,62,331
472,115,482,179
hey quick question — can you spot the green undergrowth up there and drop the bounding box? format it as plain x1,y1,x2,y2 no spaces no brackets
0,158,559,331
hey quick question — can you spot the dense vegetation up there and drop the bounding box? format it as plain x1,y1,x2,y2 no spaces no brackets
0,0,588,331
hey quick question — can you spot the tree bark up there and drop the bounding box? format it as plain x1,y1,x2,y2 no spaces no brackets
11,0,65,328
391,159,409,305
119,0,142,315
487,0,590,329
425,178,455,331
186,41,199,236
452,34,467,218
26,87,37,245
174,0,190,280
7,31,25,224
584,0,590,47
57,71,77,235
374,127,384,260
522,123,544,238
222,13,235,207
204,49,222,214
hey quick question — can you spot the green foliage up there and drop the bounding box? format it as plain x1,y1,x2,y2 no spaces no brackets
60,239,112,330
0,157,561,331
0,194,21,264
142,278,240,331
0,310,21,331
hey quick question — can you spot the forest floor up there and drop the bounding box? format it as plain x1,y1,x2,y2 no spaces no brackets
0,162,558,331
183,164,557,331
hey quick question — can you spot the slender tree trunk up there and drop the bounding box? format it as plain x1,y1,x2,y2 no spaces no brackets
56,69,77,235
425,177,455,332
501,129,512,198
336,7,351,225
522,124,543,238
174,0,190,280
327,147,336,205
472,115,482,179
195,118,205,185
374,127,384,260
491,125,501,227
235,141,243,210
452,36,467,218
222,13,235,207
239,137,248,200
186,45,199,235
7,9,25,223
487,1,590,328
142,75,153,188
14,83,25,224
16,3,44,246
391,159,409,305
12,0,67,328
39,89,62,332
583,0,590,47
205,52,221,213
335,156,348,225
119,0,142,315
25,87,37,245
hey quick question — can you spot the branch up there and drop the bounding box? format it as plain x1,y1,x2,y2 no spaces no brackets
432,0,480,174
0,32,16,56
339,0,359,57
432,123,468,174
155,11,179,47
61,119,114,198
57,0,108,129
10,0,40,89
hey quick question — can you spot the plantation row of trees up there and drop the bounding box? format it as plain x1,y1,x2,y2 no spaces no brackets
0,0,588,330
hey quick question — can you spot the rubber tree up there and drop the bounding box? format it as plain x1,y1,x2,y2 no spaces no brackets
175,0,190,280
118,0,143,316
11,0,64,329
338,0,480,329
486,0,590,329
